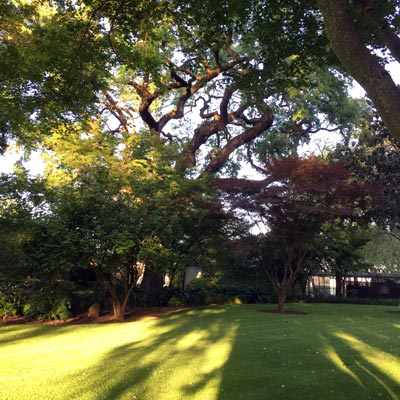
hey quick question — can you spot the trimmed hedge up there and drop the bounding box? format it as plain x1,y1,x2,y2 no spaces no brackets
306,295,400,306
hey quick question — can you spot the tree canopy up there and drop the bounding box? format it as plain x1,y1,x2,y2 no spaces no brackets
24,127,229,320
1,0,372,166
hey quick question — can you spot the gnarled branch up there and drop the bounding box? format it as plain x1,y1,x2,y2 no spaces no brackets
205,104,273,173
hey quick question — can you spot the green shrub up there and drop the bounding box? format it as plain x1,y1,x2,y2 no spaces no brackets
167,296,186,307
22,302,45,319
49,298,71,320
0,290,21,318
185,278,276,306
185,279,208,306
131,286,186,307
3,278,76,321
307,295,400,306
21,280,73,320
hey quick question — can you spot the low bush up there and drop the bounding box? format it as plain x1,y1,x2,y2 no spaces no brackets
20,279,75,320
70,284,107,315
0,278,86,321
185,278,276,306
130,286,186,307
0,288,22,318
307,295,400,306
167,296,186,307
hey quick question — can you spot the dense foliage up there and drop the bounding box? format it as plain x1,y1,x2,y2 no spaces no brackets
1,0,398,319
218,157,378,311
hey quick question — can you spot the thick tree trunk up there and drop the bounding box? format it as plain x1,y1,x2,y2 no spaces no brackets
94,269,136,321
317,0,400,141
112,280,138,321
354,0,400,64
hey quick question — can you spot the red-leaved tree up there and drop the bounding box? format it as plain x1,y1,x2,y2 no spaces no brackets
218,156,380,312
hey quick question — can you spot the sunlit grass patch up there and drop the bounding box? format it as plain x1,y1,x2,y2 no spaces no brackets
1,304,400,399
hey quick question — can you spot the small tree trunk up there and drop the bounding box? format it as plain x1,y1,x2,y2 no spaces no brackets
278,292,287,313
111,296,125,321
300,283,306,300
335,271,343,298
299,272,310,300
342,274,347,298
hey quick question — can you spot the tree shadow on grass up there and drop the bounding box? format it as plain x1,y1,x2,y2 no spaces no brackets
217,304,400,400
319,314,400,400
319,330,400,399
57,307,239,400
0,323,81,346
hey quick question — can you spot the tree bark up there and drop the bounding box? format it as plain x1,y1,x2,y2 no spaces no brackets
298,272,310,300
355,0,400,64
94,269,137,321
278,292,287,313
335,270,344,298
205,105,273,174
317,0,400,140
112,297,125,321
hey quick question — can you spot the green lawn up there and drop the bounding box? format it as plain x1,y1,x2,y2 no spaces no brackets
1,303,400,400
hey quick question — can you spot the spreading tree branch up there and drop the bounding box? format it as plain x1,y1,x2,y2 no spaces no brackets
205,104,273,173
317,0,400,140
355,0,400,64
101,90,136,134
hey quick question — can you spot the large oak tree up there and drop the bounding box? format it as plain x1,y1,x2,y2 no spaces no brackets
317,0,400,139
1,0,365,172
